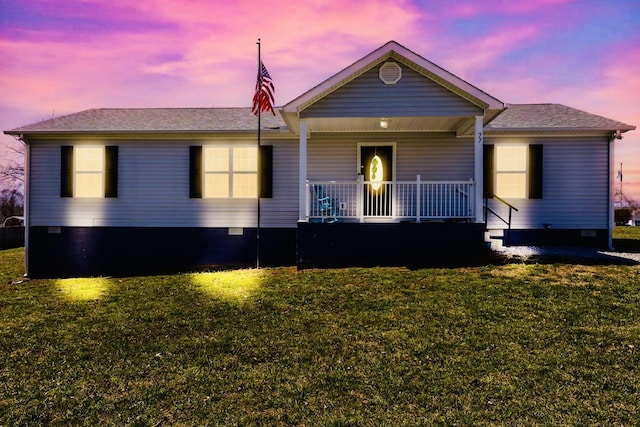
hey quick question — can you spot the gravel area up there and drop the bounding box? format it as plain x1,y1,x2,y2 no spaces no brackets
493,245,640,265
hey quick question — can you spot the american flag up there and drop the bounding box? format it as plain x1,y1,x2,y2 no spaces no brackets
252,61,275,115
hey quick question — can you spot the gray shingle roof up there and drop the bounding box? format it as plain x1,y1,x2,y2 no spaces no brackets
486,104,635,132
7,108,288,133
6,104,634,135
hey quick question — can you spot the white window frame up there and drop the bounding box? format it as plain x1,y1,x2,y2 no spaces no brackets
494,144,528,199
74,146,105,198
203,145,258,199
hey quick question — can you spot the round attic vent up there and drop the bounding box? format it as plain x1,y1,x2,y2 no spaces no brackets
379,62,402,84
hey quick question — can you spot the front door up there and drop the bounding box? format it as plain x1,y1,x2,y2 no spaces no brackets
360,145,393,217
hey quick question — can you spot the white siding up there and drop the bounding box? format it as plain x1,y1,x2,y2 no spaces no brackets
29,139,299,228
485,136,609,229
30,133,608,231
307,133,474,181
301,63,482,118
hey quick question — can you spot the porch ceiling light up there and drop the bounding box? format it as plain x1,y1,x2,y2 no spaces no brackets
379,119,388,129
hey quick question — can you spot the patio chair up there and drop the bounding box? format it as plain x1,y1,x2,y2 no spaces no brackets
312,185,339,223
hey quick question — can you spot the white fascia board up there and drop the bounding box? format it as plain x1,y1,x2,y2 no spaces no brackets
485,126,636,135
9,130,297,141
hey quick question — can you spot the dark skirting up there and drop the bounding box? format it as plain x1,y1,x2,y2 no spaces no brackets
28,226,296,278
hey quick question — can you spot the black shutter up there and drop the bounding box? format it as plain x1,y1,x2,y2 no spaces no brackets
189,146,202,198
259,145,273,198
529,144,543,199
105,146,118,198
61,146,73,197
483,144,494,198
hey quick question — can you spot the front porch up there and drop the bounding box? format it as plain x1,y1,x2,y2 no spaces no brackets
278,42,508,269
297,221,488,268
305,177,476,223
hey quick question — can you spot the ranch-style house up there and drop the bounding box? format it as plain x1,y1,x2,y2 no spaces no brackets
6,41,635,277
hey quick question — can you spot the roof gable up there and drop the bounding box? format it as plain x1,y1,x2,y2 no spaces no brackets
281,41,505,116
299,61,483,119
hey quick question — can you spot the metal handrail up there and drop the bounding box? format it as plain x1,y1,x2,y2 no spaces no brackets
492,195,519,212
484,195,518,246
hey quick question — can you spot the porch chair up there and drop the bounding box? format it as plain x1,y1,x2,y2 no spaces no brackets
312,185,339,223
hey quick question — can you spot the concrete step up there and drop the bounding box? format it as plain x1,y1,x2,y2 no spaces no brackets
484,229,505,250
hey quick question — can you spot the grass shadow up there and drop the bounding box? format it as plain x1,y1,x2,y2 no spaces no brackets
612,238,640,253
491,249,639,266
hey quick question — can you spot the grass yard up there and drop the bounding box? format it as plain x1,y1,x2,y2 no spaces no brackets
1,247,639,425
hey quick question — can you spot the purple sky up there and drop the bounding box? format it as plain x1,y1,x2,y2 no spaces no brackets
1,0,639,197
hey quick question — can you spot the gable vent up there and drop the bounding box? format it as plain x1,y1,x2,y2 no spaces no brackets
379,62,402,84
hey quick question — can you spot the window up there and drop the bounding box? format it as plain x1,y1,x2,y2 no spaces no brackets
75,147,105,198
204,146,231,198
61,146,118,198
495,145,527,198
231,147,258,198
190,145,272,199
203,146,258,198
484,144,543,200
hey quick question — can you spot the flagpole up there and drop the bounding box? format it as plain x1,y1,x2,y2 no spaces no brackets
256,38,262,269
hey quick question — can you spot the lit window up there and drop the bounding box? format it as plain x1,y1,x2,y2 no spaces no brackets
495,146,527,199
75,147,104,198
203,146,257,198
204,147,229,198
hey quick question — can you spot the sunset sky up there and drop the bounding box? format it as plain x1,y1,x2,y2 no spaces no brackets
1,0,639,198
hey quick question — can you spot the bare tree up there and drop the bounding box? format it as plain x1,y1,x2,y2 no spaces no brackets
0,188,23,222
0,135,25,186
1,111,57,188
0,136,25,224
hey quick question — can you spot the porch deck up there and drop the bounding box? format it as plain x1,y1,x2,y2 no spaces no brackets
306,178,476,223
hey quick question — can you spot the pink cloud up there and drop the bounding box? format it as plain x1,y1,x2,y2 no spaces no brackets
443,0,576,17
589,48,640,125
595,49,640,199
438,24,542,78
127,0,422,60
4,0,425,109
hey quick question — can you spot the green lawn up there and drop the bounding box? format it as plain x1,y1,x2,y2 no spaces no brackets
1,247,639,425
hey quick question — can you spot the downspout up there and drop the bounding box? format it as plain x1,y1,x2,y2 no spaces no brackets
608,130,622,250
19,134,30,278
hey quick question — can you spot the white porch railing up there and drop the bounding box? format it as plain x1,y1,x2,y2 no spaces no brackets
306,176,475,222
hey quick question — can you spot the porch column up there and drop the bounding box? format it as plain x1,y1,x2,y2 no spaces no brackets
298,119,308,222
474,115,484,223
